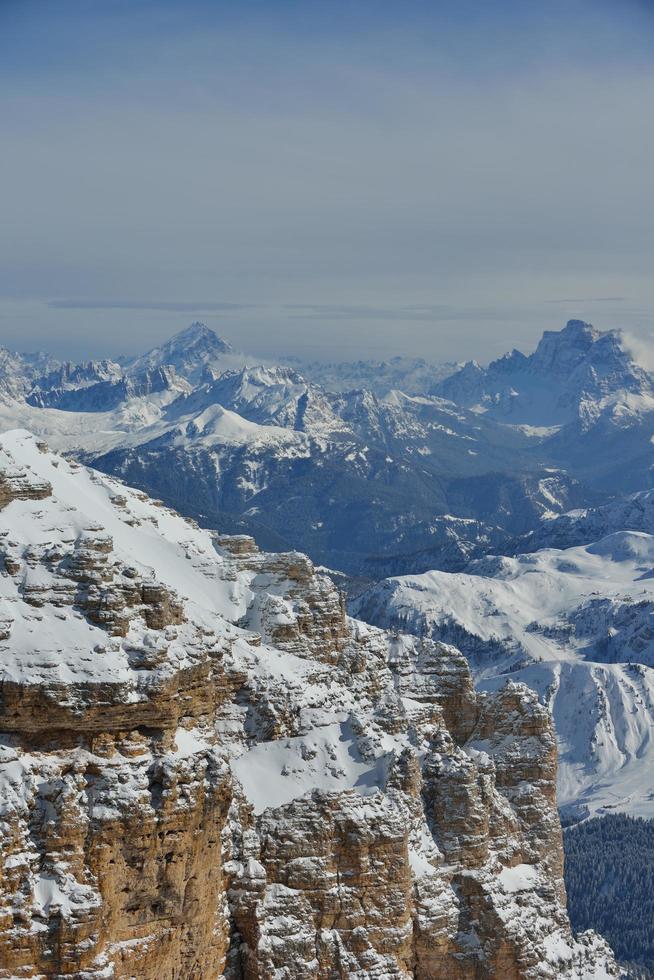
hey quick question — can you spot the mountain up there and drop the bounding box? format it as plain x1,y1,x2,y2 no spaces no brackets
436,319,654,427
360,514,508,580
517,488,654,554
126,321,238,382
183,364,351,436
89,407,456,569
354,529,654,822
0,429,615,977
2,317,652,971
27,358,123,398
0,344,60,401
0,321,620,574
541,387,654,495
85,369,594,573
27,363,186,412
434,319,654,500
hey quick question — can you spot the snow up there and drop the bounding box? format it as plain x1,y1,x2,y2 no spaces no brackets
173,727,209,758
33,873,96,916
0,430,258,689
498,863,541,893
172,403,307,449
231,720,396,814
355,530,654,818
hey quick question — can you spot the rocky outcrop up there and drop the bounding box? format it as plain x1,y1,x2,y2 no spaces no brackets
0,431,617,978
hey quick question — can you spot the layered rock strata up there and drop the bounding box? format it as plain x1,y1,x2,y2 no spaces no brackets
0,431,616,978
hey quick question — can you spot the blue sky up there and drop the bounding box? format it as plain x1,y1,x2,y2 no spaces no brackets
2,0,654,362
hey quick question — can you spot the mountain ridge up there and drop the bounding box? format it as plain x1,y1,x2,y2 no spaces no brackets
0,318,651,574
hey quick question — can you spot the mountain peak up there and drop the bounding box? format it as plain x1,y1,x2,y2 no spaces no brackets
436,319,649,425
127,322,233,381
531,319,603,373
562,318,599,339
168,321,232,353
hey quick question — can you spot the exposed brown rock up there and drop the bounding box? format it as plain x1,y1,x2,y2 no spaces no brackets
0,433,617,979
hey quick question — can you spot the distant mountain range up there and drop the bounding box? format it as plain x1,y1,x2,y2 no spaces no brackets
2,316,654,822
1,318,651,576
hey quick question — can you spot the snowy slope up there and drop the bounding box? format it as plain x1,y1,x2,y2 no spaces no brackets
354,532,654,819
517,488,654,553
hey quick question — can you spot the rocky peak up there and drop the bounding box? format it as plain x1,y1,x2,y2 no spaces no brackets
26,363,186,413
436,320,652,426
531,320,613,376
127,322,234,383
171,320,232,353
0,346,61,403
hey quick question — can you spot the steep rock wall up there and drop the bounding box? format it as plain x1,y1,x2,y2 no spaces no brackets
0,432,616,978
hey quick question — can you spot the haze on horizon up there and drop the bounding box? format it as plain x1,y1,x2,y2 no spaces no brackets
2,0,654,364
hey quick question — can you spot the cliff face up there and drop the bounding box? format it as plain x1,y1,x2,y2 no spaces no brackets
0,431,616,979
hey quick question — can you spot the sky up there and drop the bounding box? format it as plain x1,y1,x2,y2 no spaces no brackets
2,0,654,364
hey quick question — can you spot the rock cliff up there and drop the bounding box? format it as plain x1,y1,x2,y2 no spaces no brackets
0,431,616,978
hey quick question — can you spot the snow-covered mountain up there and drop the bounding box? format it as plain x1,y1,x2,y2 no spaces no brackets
90,408,455,564
125,321,242,382
354,529,654,821
0,321,600,573
0,317,651,575
436,319,654,427
0,429,615,977
27,363,186,412
517,488,654,554
182,364,351,436
542,386,654,495
28,358,123,398
0,345,60,402
84,371,593,572
2,317,654,851
3,314,654,970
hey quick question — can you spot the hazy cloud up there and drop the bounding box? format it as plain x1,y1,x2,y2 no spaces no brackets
48,299,255,312
544,297,627,305
285,304,450,321
621,330,654,371
285,304,513,323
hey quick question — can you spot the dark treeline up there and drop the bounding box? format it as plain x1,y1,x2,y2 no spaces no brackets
564,814,654,975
